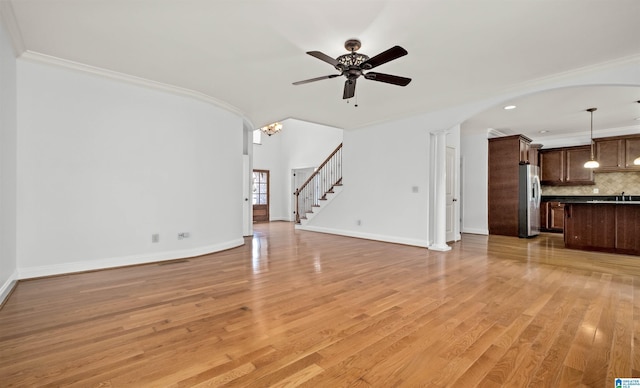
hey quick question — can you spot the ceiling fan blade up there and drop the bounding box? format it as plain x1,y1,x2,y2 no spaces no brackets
360,46,408,69
364,72,411,86
307,51,341,69
292,74,341,85
343,79,356,99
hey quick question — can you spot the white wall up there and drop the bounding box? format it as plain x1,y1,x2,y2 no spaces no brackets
252,118,342,221
460,130,488,235
0,17,18,301
16,59,245,277
304,115,432,247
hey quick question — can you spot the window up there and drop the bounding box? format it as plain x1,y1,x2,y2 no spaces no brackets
253,129,262,145
252,170,268,205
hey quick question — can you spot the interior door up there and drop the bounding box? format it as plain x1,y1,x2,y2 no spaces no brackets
252,170,269,223
242,155,251,236
445,147,458,242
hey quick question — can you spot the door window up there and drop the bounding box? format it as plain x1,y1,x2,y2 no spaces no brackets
253,171,268,205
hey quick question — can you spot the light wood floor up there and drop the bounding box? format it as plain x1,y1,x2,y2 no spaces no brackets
1,223,639,387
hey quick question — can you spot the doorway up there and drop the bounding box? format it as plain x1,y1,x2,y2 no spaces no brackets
291,167,316,222
252,170,269,222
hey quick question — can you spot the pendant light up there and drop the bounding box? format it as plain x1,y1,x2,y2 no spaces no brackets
584,107,600,169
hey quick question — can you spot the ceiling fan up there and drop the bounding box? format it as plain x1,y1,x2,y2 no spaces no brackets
292,39,411,100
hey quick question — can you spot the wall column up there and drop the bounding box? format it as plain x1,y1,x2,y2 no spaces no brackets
428,129,451,251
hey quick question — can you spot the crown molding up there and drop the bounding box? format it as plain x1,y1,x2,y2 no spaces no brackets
19,50,247,120
501,53,640,96
0,0,25,56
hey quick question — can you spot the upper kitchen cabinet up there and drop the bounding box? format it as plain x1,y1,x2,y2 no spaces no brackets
528,144,542,167
594,134,640,171
519,138,530,164
539,145,594,186
625,137,640,169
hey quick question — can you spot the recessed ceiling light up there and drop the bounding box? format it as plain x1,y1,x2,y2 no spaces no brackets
539,130,549,133
503,105,516,110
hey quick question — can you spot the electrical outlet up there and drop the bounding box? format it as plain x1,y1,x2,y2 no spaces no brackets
593,188,599,194
178,232,190,240
151,234,159,243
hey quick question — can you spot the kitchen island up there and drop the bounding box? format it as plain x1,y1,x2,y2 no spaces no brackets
564,200,640,256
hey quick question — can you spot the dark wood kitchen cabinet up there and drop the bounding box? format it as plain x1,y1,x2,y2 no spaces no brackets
540,202,548,230
594,134,640,171
549,202,565,231
625,137,640,169
488,134,531,236
564,203,616,252
564,203,640,255
616,205,640,255
540,201,565,233
595,138,624,170
539,145,594,185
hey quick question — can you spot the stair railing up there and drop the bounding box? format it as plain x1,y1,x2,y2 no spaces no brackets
294,143,343,223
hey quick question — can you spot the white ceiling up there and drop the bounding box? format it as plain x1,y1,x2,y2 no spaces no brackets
463,85,640,146
3,0,640,133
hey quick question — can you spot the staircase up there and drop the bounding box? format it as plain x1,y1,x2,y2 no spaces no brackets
294,143,343,225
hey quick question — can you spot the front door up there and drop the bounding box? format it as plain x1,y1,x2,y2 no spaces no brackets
252,170,269,223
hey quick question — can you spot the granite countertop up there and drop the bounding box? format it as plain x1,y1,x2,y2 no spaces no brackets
542,195,640,204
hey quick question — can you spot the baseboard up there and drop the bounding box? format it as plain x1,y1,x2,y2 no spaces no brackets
0,270,19,306
17,238,245,279
462,227,489,235
298,225,429,248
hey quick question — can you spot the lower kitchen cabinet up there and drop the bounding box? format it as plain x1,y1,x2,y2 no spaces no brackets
616,205,640,254
564,203,639,255
540,201,564,233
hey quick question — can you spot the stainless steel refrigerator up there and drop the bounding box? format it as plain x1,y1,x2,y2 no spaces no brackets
518,164,541,238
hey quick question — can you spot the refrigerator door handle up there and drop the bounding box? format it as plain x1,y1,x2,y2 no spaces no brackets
533,174,541,208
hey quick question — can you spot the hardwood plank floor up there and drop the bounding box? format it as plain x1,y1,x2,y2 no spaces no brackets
1,223,639,387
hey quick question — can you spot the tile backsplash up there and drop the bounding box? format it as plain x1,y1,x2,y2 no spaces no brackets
542,171,640,195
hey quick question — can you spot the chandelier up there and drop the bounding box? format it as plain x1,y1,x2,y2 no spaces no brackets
260,122,282,136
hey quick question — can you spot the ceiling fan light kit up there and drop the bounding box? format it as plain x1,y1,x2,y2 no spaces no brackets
293,39,412,101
